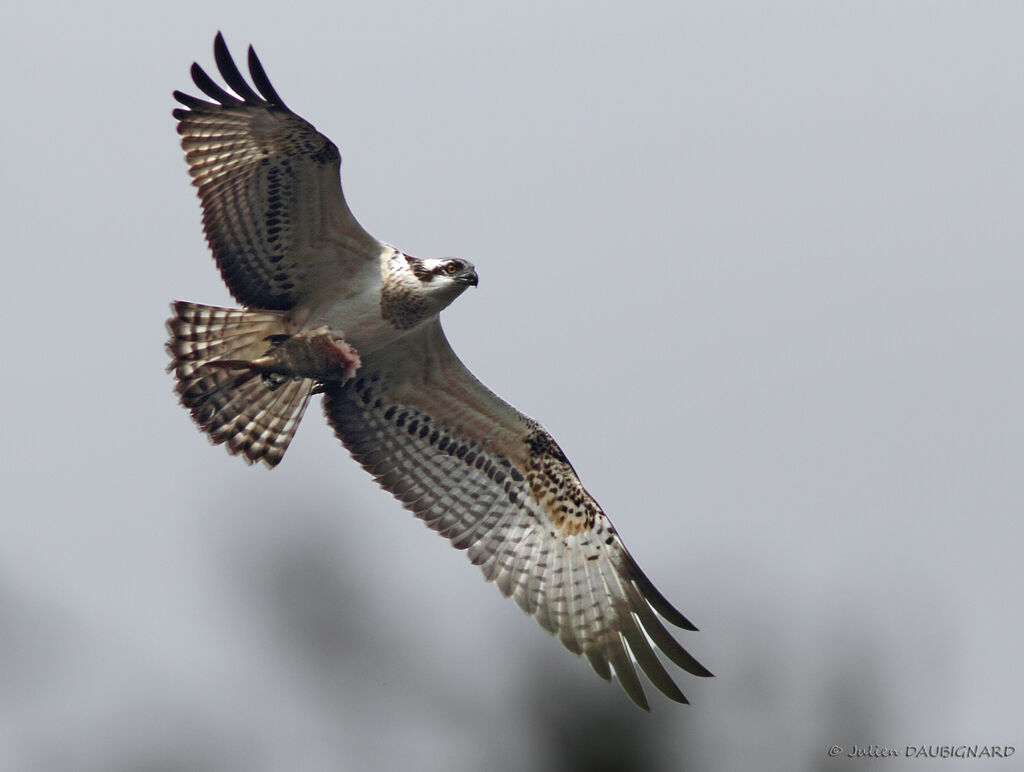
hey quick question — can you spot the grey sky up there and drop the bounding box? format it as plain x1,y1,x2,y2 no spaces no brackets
2,2,1022,769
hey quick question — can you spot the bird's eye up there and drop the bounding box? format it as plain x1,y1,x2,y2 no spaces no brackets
445,263,459,275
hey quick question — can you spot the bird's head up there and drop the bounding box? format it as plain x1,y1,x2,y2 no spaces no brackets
406,255,479,306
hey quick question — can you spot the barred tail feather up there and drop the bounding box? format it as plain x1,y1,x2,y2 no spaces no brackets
167,301,314,467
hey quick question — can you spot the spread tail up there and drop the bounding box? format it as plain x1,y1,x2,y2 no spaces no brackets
166,301,314,467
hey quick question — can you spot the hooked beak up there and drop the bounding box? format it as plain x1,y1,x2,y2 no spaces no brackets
459,270,479,287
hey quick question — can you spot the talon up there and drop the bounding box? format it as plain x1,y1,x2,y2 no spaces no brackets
261,372,288,390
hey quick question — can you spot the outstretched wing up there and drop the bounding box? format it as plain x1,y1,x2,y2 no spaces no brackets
173,33,380,310
323,321,711,709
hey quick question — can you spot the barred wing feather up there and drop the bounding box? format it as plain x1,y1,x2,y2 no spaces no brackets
173,32,379,310
323,321,711,709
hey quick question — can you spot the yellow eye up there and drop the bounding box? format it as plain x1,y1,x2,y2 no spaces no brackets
445,263,458,275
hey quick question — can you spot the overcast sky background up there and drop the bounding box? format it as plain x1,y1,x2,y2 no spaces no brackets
2,2,1022,770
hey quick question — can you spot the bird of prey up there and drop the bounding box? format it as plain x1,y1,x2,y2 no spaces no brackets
167,33,710,709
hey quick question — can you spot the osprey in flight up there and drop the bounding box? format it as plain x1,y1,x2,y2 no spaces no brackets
167,34,710,709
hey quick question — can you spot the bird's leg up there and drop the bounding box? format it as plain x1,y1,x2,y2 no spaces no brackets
206,326,361,386
251,326,361,382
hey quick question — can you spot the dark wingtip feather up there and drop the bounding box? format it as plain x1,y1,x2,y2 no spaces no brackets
630,562,699,631
247,44,289,110
607,636,650,710
172,91,212,111
631,600,713,678
213,33,261,103
585,648,612,681
190,61,243,106
621,623,689,704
